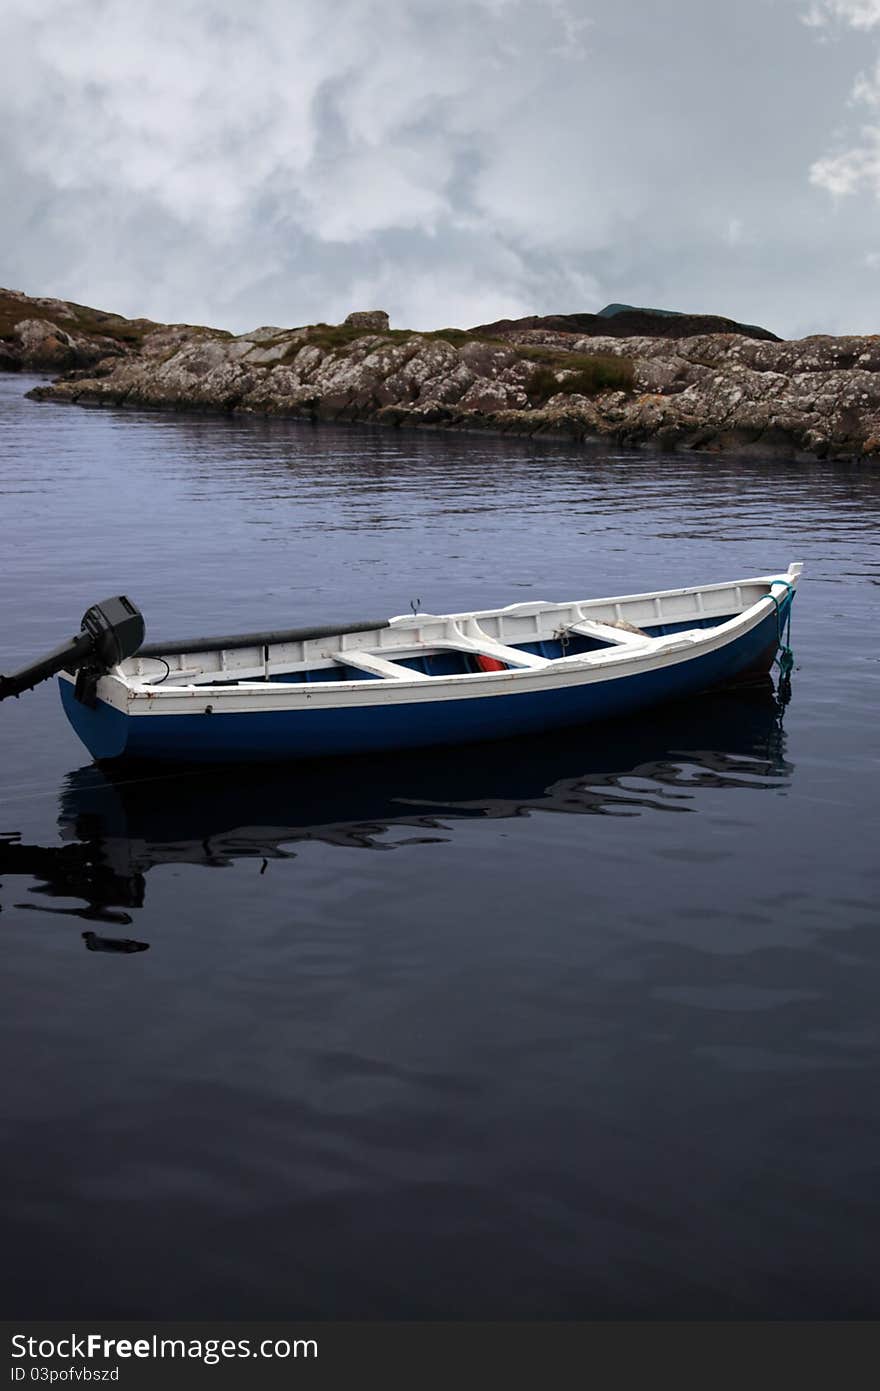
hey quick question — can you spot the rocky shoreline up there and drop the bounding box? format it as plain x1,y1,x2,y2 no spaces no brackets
3,287,879,460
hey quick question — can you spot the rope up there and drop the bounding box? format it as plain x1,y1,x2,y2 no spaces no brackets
765,580,796,701
1,762,227,809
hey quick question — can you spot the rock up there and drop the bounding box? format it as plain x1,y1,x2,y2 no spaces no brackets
344,310,390,331
12,286,880,461
13,318,78,369
30,296,77,321
0,288,147,372
236,325,287,342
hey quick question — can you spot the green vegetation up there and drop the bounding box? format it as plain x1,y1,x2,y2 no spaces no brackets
0,299,63,341
70,313,149,344
421,328,506,349
526,352,634,403
527,366,564,403
298,323,508,357
302,323,381,350
0,294,155,347
0,291,235,352
301,323,438,352
281,322,635,402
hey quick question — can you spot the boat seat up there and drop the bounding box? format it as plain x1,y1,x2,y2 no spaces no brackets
333,652,430,680
568,619,650,647
432,635,549,669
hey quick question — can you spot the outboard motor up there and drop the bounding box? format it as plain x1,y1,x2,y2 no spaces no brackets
0,596,144,707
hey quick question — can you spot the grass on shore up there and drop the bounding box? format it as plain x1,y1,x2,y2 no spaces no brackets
527,353,634,403
0,296,156,346
297,324,510,354
0,293,235,351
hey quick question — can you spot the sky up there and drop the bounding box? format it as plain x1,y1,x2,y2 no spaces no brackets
2,0,880,338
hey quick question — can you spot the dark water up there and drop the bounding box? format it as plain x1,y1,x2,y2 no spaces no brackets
1,372,878,1319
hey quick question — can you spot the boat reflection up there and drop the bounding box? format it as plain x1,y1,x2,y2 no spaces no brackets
1,681,792,947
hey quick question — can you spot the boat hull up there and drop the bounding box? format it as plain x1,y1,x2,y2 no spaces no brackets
59,599,787,765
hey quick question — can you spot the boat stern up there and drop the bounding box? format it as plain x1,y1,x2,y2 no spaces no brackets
59,675,130,761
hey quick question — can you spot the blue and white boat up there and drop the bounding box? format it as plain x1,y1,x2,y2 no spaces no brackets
48,564,800,764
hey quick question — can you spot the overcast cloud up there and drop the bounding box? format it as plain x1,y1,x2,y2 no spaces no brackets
1,0,879,337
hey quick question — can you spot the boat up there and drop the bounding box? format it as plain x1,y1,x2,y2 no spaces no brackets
0,565,801,765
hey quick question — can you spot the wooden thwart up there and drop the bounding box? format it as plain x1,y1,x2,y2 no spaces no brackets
568,619,649,647
433,637,548,669
333,652,430,681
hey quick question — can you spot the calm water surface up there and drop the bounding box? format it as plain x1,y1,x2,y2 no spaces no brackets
1,372,878,1318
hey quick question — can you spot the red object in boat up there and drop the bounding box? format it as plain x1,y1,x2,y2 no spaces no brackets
475,654,506,672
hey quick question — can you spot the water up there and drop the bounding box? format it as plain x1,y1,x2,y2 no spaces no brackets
1,372,878,1318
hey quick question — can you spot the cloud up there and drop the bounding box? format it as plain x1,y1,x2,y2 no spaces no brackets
0,0,878,336
807,0,880,199
0,0,602,326
811,127,880,194
803,1,880,28
4,0,500,238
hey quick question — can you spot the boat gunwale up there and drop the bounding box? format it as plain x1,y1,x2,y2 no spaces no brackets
134,568,799,662
64,566,801,716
